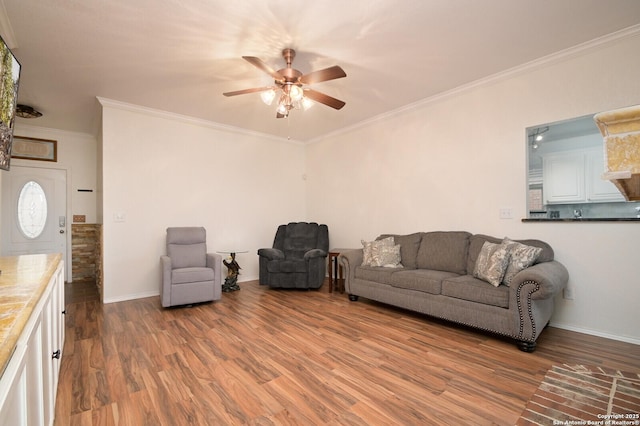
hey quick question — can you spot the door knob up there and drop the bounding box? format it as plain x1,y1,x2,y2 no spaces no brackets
59,229,65,234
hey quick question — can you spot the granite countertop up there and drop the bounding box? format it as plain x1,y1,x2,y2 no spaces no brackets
0,253,63,377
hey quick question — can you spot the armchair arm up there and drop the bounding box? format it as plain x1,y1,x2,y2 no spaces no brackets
160,255,172,307
304,249,327,260
257,248,285,260
510,260,569,300
338,249,364,294
206,252,223,271
206,253,223,299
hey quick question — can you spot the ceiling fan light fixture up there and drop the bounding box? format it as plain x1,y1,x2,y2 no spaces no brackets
288,84,303,102
276,101,289,116
302,97,314,110
224,48,346,119
261,89,276,105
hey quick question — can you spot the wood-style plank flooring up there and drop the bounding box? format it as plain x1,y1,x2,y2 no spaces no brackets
55,279,640,425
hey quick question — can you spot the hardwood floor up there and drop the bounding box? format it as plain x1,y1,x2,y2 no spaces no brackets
54,280,640,425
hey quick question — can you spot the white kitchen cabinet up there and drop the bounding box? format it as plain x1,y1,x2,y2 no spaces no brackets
0,256,65,426
543,151,586,203
543,148,625,204
585,147,626,202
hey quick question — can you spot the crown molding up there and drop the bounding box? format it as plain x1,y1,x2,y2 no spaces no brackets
14,123,96,140
96,97,303,146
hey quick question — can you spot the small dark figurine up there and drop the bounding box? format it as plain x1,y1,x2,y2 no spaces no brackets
222,253,241,292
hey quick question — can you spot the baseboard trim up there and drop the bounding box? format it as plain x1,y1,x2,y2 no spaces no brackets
549,322,640,346
104,290,159,304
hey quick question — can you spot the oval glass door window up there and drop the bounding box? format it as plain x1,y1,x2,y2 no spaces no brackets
17,180,48,239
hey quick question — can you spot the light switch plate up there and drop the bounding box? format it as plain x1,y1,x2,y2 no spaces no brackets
499,208,514,219
563,288,575,300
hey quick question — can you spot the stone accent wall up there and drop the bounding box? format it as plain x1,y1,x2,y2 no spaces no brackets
71,224,100,283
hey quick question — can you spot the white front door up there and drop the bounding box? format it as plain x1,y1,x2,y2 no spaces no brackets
1,166,67,267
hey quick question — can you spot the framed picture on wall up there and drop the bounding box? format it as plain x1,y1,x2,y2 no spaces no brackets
11,136,57,162
0,35,21,171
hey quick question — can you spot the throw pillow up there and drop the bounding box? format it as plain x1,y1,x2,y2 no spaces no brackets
501,238,543,286
361,237,394,266
473,241,511,287
373,244,403,268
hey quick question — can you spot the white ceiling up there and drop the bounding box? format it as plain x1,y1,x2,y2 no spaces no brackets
3,0,640,142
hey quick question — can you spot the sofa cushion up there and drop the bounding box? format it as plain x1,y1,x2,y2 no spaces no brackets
467,234,554,275
415,231,470,274
441,275,510,308
473,241,511,287
377,233,422,269
355,265,398,285
172,267,215,284
389,269,457,295
502,238,543,286
267,259,307,273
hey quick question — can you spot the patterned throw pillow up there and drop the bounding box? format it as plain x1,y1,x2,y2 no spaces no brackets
473,241,511,287
361,237,395,266
373,244,403,268
501,238,543,286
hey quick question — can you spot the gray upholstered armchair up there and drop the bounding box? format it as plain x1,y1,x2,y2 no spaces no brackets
258,222,329,289
160,227,222,307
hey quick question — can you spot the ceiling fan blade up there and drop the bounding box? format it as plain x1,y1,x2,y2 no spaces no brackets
242,56,285,81
304,89,345,110
223,86,273,97
299,65,346,85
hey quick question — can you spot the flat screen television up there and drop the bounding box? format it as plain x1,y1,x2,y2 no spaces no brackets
0,34,21,171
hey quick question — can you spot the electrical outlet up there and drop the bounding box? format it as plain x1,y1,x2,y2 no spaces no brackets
563,288,574,300
499,208,514,219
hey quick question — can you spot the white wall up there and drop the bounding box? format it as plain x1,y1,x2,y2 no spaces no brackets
0,124,97,282
306,32,640,344
100,100,306,302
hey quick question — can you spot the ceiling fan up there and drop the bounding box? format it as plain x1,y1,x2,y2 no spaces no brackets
223,48,347,118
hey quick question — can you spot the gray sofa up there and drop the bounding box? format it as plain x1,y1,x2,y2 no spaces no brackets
339,231,569,351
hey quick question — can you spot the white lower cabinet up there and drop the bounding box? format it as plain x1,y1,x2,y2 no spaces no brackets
0,260,65,426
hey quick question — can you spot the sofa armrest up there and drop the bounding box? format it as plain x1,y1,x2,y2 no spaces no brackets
339,249,363,293
257,248,285,261
304,249,327,260
510,260,569,300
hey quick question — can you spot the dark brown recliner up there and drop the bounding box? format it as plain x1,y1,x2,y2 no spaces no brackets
257,222,329,289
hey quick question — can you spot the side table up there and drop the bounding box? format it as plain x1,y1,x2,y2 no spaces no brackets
328,249,356,293
217,250,248,292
